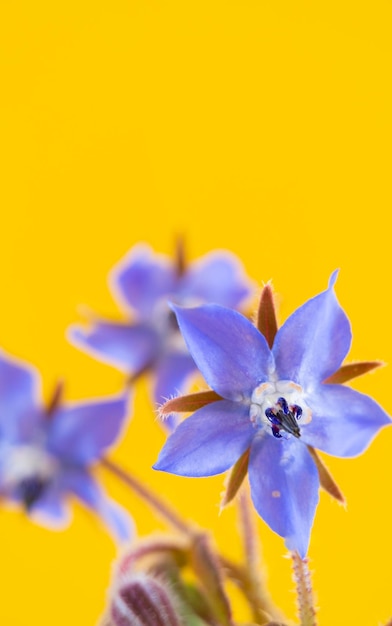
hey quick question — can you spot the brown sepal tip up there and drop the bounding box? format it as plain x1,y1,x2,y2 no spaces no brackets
324,360,384,385
220,448,250,511
159,390,223,418
256,282,278,349
307,446,346,506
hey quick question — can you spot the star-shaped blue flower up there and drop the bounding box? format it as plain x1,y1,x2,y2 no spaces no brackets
154,273,390,556
68,243,252,429
0,350,132,541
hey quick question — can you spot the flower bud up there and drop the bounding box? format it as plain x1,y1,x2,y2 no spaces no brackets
110,573,183,626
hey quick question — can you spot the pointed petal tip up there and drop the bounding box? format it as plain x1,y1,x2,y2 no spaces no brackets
151,460,165,473
168,301,187,319
66,324,83,345
329,269,340,288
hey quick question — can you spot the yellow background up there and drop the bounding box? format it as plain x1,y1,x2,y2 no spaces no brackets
0,1,391,624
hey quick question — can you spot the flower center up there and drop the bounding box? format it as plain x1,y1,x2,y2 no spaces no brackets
150,298,186,353
249,380,312,439
18,476,49,510
1,444,58,509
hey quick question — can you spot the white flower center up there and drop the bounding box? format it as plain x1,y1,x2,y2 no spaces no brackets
249,380,312,438
152,296,201,353
1,444,58,490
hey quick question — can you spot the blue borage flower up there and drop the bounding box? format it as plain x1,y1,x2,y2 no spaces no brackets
0,350,132,541
68,243,252,429
154,273,390,557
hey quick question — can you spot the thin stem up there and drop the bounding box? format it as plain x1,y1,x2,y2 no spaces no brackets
103,457,285,625
101,457,191,535
291,552,317,626
190,532,234,626
238,489,258,571
118,535,188,576
237,490,285,624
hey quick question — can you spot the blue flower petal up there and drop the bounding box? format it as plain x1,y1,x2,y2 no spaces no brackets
68,321,160,374
249,433,319,558
154,352,196,404
172,304,273,401
273,272,352,387
63,469,133,542
110,244,177,317
29,481,71,529
177,251,252,308
153,351,197,430
47,394,131,464
154,400,254,476
301,384,391,457
0,351,42,443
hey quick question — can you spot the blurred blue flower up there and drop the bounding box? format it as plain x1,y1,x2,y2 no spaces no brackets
0,351,132,541
154,273,390,557
68,243,252,429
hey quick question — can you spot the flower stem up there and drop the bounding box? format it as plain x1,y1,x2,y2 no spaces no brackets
190,531,234,626
237,490,285,624
102,458,236,625
101,456,191,535
291,552,317,626
103,457,285,626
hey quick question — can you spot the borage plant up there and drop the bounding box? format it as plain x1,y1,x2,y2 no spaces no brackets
155,273,389,557
0,243,390,626
69,241,253,429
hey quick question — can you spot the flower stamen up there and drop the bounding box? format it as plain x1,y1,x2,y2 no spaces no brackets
17,476,49,510
250,381,311,439
265,400,301,439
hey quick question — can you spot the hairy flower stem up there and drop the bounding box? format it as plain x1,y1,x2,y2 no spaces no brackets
101,457,191,534
190,532,234,626
238,490,284,625
103,459,234,625
291,552,317,626
102,458,283,624
118,536,189,575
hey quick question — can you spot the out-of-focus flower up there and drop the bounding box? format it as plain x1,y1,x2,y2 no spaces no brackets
0,350,132,541
100,532,238,626
107,572,184,626
154,273,390,557
68,243,253,429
